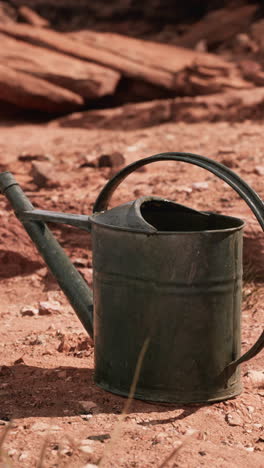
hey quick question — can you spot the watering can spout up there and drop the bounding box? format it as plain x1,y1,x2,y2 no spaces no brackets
0,172,94,338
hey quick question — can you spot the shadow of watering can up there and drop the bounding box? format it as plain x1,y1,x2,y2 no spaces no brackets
0,153,263,404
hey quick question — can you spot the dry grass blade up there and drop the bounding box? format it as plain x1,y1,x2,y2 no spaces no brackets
0,423,12,453
98,337,150,467
0,422,13,468
36,436,49,468
157,441,183,468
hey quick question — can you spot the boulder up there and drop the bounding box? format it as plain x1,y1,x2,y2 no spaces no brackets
0,64,84,112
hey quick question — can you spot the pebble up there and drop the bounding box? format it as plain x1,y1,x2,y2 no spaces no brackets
20,305,38,317
79,154,98,168
192,181,209,190
98,152,125,168
79,400,98,414
7,449,17,457
247,406,255,414
60,448,73,456
38,301,62,315
175,185,192,193
245,370,264,386
255,165,264,176
79,440,95,454
81,414,93,421
185,428,198,436
225,413,243,426
31,161,58,188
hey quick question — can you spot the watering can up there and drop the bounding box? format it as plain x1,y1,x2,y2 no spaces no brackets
0,152,263,404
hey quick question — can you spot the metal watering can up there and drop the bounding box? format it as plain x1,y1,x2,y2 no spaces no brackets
0,153,263,404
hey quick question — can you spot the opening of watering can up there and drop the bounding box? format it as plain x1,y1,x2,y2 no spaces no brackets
92,196,245,233
128,197,245,233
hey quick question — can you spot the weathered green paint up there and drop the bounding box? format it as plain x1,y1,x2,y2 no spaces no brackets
92,216,244,403
0,152,263,404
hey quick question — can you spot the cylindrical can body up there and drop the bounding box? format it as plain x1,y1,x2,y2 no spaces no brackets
92,221,244,403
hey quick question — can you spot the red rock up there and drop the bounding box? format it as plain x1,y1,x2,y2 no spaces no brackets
20,305,38,316
0,32,119,101
31,162,58,188
0,22,250,93
18,6,50,27
38,300,62,315
0,64,83,112
98,152,125,168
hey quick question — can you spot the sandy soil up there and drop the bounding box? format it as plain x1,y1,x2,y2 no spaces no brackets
0,120,263,467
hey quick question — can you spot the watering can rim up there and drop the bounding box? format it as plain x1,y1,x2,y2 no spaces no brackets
91,195,246,235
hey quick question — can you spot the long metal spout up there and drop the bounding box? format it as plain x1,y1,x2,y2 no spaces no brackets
0,172,94,338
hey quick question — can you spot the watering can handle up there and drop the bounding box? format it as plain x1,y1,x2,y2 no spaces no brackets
94,152,264,372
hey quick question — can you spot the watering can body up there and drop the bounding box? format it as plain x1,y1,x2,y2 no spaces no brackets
92,209,244,402
0,152,263,404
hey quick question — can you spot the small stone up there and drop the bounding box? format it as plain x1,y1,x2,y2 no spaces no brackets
60,448,73,456
245,370,264,387
247,406,255,414
38,301,62,315
31,162,58,188
98,152,125,168
244,447,254,452
20,305,38,316
57,370,67,379
175,185,192,194
14,357,25,365
255,166,264,176
226,413,243,426
192,182,209,190
82,464,98,468
185,428,198,436
7,449,17,457
81,414,93,421
199,451,207,456
220,157,238,168
154,432,166,443
79,443,94,454
79,155,98,168
79,401,98,414
19,453,29,461
87,434,110,442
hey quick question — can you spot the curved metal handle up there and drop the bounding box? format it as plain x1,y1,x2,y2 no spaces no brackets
94,152,264,371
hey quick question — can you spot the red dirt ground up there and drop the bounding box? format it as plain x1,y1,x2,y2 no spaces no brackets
0,120,263,467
